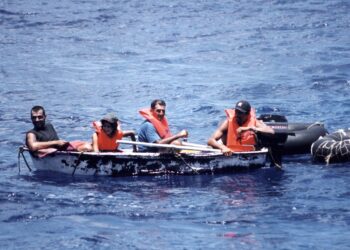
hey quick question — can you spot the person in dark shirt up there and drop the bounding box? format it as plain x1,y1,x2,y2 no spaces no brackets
26,106,69,152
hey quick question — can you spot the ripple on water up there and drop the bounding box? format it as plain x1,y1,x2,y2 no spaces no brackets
192,105,220,115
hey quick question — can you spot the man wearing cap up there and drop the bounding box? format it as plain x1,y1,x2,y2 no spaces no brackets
137,99,188,152
92,113,136,152
208,100,274,156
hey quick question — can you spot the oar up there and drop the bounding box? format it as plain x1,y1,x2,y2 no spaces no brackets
117,140,221,153
182,142,212,149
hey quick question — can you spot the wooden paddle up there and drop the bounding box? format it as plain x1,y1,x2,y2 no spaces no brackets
117,140,221,153
182,142,212,149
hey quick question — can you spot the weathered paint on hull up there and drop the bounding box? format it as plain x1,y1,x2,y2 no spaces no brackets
29,150,268,176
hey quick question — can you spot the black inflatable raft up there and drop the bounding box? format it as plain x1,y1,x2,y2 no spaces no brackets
258,114,328,155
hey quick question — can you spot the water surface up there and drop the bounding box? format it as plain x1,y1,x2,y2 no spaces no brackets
1,0,350,249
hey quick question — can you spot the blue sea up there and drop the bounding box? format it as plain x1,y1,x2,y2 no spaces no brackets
1,0,350,249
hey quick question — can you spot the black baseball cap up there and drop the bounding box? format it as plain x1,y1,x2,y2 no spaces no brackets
235,100,251,114
101,113,118,124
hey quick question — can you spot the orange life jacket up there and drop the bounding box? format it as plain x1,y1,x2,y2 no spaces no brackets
139,108,172,138
93,121,124,151
225,109,257,152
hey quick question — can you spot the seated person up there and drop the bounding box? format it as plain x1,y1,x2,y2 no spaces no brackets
208,100,274,156
26,106,91,156
137,99,188,152
92,113,136,152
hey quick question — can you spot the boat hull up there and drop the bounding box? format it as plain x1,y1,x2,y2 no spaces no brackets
27,150,268,176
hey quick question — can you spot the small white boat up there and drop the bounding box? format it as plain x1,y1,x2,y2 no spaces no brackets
19,147,268,176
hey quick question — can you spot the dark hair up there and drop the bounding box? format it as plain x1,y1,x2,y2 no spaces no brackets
151,99,166,109
31,105,46,116
101,120,117,135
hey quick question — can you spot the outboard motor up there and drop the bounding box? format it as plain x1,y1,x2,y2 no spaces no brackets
257,114,328,155
258,114,288,123
256,114,290,167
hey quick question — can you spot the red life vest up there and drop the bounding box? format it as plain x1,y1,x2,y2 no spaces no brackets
139,108,172,139
225,109,257,152
93,121,123,151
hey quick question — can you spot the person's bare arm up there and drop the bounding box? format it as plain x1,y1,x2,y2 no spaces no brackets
123,130,137,151
237,120,275,134
256,120,274,134
207,120,232,156
26,133,68,152
123,130,136,140
92,133,99,152
157,130,188,145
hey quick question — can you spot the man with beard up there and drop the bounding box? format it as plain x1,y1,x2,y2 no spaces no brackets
207,100,274,156
26,106,69,153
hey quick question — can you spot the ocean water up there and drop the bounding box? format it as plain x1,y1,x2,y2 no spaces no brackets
1,0,350,249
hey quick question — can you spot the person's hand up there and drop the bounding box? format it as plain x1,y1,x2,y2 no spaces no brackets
237,126,256,134
221,146,233,156
56,140,69,147
236,127,246,134
178,129,188,138
117,121,122,130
